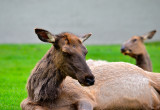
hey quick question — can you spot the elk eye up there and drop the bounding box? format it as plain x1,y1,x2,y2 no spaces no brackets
64,39,68,43
132,39,137,42
73,45,76,48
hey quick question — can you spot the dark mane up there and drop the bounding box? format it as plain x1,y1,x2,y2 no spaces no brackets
27,46,66,103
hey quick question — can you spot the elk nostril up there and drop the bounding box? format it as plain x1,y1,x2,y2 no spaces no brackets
85,77,95,85
121,47,126,52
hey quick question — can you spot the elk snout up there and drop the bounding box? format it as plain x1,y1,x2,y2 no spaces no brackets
121,46,132,55
121,46,126,53
85,76,95,86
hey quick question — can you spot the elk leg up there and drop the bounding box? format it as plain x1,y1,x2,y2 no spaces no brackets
77,100,93,110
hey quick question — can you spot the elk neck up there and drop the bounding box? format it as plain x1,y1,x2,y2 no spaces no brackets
27,46,66,103
135,50,152,71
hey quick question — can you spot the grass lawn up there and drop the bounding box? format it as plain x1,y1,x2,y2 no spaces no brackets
0,42,160,110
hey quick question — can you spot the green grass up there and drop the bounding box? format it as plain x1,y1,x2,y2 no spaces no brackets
0,42,160,110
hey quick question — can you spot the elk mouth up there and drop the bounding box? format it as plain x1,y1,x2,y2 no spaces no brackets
121,48,132,55
121,49,137,58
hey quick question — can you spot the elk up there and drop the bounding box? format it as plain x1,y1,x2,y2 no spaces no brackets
21,28,160,110
121,30,157,71
21,28,95,110
88,63,160,109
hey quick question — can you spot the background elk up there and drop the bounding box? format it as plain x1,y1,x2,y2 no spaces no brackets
21,28,160,110
121,30,157,71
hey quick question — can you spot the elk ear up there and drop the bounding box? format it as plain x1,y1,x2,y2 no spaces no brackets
80,33,92,42
35,28,57,43
141,30,157,40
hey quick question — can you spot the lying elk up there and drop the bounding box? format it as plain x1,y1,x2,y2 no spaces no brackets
21,28,160,110
121,30,157,71
21,28,95,110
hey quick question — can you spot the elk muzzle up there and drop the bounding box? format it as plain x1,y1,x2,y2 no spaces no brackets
85,76,95,86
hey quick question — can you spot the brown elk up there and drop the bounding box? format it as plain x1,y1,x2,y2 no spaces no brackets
21,28,160,110
121,30,157,71
21,28,95,110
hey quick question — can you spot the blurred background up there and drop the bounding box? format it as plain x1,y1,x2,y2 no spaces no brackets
0,1,160,109
0,0,160,44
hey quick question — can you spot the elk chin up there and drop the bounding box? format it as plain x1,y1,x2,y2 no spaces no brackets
121,51,128,55
78,80,92,86
126,53,137,58
121,49,132,55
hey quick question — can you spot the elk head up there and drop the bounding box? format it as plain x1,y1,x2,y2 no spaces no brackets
121,30,156,58
35,28,95,86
